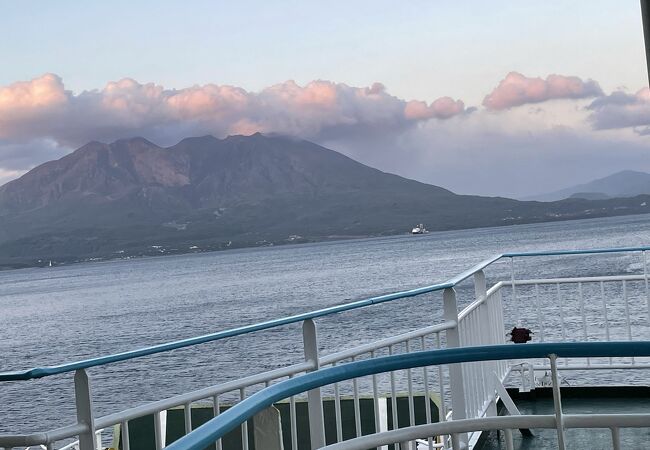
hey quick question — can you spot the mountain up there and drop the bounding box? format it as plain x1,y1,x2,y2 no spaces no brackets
525,170,650,202
1,134,649,268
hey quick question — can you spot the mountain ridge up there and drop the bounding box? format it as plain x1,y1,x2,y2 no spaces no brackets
524,170,650,201
1,134,649,269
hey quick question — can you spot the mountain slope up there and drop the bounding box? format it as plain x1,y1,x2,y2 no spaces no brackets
525,170,650,201
0,135,649,268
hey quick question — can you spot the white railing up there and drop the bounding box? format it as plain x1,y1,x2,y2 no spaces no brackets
505,274,650,371
317,321,454,449
1,247,649,450
316,351,650,450
456,275,508,447
320,414,650,450
161,343,650,450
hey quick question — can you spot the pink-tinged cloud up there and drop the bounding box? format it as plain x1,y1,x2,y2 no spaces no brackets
0,73,68,110
0,74,71,139
404,97,465,120
587,87,650,130
0,74,466,148
483,72,603,110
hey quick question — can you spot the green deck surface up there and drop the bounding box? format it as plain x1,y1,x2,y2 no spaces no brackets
477,388,650,450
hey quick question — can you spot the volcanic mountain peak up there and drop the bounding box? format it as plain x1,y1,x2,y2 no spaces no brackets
1,134,648,268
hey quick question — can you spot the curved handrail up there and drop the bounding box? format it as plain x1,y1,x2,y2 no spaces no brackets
1,245,648,381
503,246,650,258
164,341,650,450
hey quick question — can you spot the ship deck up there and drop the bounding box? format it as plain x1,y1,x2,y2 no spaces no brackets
478,387,650,450
2,246,650,450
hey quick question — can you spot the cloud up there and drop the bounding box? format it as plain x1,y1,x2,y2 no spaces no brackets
0,73,68,111
587,87,650,130
0,74,71,140
404,97,465,120
0,74,466,150
483,72,603,110
325,98,650,198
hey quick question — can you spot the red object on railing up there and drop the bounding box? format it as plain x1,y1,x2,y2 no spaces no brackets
509,327,533,344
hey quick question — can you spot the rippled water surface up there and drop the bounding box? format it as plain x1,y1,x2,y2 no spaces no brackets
1,214,649,433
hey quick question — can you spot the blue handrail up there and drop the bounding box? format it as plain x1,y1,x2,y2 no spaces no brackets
1,245,648,381
164,341,650,450
503,246,650,258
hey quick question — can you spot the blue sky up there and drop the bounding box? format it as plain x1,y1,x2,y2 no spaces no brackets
1,1,650,196
2,1,645,103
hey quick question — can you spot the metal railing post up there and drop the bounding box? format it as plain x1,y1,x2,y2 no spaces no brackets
442,287,468,449
642,250,650,325
474,270,487,303
475,270,498,417
549,354,566,450
303,319,326,449
510,257,520,325
74,369,97,450
474,270,489,346
121,420,131,450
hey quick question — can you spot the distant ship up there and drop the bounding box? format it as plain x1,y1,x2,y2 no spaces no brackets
411,223,428,234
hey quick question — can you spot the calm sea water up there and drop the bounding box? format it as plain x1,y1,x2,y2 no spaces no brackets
1,214,650,434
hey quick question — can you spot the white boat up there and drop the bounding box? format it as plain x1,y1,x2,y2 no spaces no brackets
411,223,428,234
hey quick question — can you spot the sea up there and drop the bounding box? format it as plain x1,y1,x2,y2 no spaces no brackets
1,214,649,434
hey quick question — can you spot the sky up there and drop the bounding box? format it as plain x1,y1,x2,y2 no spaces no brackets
1,0,649,197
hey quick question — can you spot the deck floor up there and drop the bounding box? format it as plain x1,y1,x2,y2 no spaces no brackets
477,392,650,450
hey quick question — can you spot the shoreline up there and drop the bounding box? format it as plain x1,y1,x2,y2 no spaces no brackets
2,211,649,272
